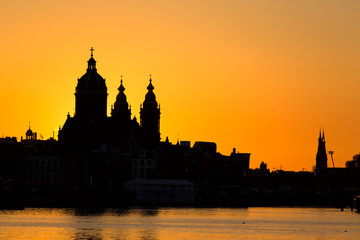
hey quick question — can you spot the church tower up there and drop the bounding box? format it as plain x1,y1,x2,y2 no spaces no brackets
110,77,133,142
316,128,327,176
140,76,161,144
75,48,108,120
111,77,131,122
59,48,108,144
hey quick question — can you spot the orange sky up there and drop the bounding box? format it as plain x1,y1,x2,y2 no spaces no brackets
1,0,360,171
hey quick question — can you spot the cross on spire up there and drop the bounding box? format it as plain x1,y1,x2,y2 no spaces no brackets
90,47,94,57
118,75,125,92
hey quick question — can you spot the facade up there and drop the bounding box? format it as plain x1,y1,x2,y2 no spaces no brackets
124,179,195,205
132,150,157,179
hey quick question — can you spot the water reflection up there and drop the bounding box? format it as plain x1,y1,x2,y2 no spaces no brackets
65,208,160,240
140,229,157,240
73,228,103,240
63,207,159,217
105,208,132,216
0,208,359,240
71,207,107,216
139,208,159,217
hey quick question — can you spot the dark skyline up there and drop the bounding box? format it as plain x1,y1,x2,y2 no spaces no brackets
1,1,360,171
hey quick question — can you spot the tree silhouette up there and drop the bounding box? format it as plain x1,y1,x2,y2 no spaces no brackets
346,154,360,168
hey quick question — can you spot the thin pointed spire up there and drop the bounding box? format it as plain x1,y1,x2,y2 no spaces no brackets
87,47,96,70
147,74,154,91
118,75,125,92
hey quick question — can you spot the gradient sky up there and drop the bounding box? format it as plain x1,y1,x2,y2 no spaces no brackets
1,0,360,171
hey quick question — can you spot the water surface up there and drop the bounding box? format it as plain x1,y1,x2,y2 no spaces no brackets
0,207,358,240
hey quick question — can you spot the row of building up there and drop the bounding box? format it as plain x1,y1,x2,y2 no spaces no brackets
0,49,250,206
3,49,357,208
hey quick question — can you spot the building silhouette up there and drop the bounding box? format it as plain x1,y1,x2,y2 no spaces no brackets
140,78,161,145
316,128,327,176
0,49,251,207
58,49,158,147
4,49,360,208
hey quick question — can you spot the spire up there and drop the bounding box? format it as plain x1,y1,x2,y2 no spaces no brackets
115,76,127,101
87,47,96,70
144,75,156,104
318,126,325,140
112,76,130,119
316,127,328,176
118,75,125,92
147,74,154,91
140,75,161,144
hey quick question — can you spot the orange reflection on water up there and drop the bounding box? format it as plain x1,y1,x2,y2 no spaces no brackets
0,208,360,240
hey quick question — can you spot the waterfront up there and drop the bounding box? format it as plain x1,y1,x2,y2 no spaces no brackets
0,207,359,240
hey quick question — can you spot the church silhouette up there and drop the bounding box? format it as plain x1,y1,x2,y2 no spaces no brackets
315,128,327,176
59,48,160,147
2,49,360,208
0,48,251,207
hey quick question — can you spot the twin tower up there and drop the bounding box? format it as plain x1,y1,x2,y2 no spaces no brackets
58,49,160,146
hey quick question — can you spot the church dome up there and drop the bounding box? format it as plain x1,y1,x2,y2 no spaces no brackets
26,127,33,137
144,78,157,104
142,77,159,112
116,79,127,103
76,49,107,92
113,79,129,111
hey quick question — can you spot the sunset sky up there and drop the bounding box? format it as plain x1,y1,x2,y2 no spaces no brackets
1,0,360,171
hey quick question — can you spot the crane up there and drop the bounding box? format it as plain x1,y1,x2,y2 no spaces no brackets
328,150,335,168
